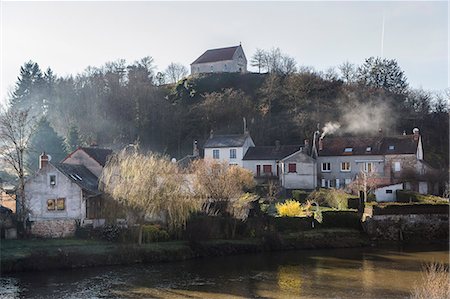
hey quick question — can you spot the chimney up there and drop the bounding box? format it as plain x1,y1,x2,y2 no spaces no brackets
193,140,199,157
304,139,310,155
243,117,248,134
378,128,383,137
318,138,323,151
413,128,420,141
39,152,49,169
275,140,281,151
209,129,214,139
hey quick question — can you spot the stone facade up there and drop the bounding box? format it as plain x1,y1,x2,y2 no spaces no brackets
30,219,77,238
364,214,449,242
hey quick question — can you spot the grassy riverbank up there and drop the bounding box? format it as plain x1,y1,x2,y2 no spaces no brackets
1,228,368,273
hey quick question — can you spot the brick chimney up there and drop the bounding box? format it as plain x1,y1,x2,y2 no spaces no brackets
193,140,199,157
304,139,310,155
318,138,323,151
39,152,49,169
413,128,420,141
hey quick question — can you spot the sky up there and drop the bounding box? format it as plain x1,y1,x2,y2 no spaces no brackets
1,1,448,103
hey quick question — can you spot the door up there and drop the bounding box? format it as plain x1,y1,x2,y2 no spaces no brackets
256,165,261,177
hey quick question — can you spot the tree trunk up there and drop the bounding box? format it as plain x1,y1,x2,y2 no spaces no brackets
138,224,143,245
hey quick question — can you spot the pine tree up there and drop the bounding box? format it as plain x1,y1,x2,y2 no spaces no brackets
64,125,81,153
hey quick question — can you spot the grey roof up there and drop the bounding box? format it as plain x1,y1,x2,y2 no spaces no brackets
192,46,240,64
243,145,303,160
53,163,100,196
318,135,419,157
79,147,113,166
203,134,250,148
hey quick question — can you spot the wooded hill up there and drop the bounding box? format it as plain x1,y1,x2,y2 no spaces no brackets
7,57,449,173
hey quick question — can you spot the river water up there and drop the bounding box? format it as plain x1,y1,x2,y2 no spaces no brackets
1,246,448,299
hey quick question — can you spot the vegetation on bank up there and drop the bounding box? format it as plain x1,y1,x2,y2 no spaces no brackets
411,263,450,299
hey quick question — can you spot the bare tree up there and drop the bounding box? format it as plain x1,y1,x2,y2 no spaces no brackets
101,147,201,243
338,61,357,83
165,62,188,84
347,168,379,204
190,159,256,238
250,48,268,73
0,108,36,226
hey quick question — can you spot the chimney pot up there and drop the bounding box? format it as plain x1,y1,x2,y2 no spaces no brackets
39,152,49,169
413,128,420,141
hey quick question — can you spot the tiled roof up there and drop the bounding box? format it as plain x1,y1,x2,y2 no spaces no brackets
204,134,249,148
53,163,100,196
243,145,302,160
192,46,239,64
318,135,419,156
80,147,113,166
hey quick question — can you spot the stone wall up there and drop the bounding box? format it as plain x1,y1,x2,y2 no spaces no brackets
364,214,449,242
31,219,77,238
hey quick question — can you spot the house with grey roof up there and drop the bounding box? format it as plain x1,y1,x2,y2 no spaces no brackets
203,131,255,167
25,147,114,238
315,128,437,199
191,45,247,75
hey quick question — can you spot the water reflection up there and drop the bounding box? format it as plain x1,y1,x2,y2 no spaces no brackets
1,246,448,298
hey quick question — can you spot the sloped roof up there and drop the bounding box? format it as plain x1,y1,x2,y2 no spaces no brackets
203,134,250,148
53,163,100,196
318,135,419,156
192,46,240,64
243,145,302,160
79,147,113,166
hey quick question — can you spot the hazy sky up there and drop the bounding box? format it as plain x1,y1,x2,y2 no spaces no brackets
1,1,448,102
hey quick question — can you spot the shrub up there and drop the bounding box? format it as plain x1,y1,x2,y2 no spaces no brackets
397,190,448,204
141,224,170,243
320,211,361,230
276,200,305,217
292,190,310,202
412,263,449,299
272,216,315,232
307,189,352,210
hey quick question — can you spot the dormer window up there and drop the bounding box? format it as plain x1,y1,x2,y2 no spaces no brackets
389,145,395,150
344,148,353,153
366,147,372,152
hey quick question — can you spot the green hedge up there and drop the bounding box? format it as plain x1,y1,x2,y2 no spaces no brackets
396,190,448,204
319,211,362,230
292,190,310,202
271,216,315,232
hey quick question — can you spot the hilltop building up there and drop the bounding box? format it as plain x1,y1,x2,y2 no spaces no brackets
191,45,247,75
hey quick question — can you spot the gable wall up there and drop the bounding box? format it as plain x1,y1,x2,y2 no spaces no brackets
63,150,103,177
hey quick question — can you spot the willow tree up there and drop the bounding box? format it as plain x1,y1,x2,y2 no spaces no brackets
101,148,201,243
190,159,257,238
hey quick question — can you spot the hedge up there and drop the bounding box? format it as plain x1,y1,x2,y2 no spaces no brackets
319,211,362,230
396,190,448,204
372,203,449,215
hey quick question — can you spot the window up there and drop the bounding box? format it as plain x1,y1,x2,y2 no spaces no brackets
288,163,297,173
366,147,372,152
344,147,353,153
210,65,214,72
336,179,340,188
212,149,219,159
47,198,65,211
394,162,401,172
386,190,393,194
341,162,351,172
49,174,56,186
345,178,352,186
388,145,395,150
321,179,326,187
321,162,331,172
229,149,236,159
224,64,228,71
362,162,374,172
263,165,272,175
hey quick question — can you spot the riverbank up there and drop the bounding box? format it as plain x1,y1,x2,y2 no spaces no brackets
1,228,369,273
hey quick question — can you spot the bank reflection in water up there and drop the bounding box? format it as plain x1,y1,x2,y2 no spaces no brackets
1,246,448,299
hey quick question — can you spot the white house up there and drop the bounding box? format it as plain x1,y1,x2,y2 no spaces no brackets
25,148,113,238
191,45,247,75
203,132,255,167
374,183,404,202
279,149,317,190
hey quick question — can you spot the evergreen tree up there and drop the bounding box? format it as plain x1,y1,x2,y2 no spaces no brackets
64,125,81,153
26,117,66,171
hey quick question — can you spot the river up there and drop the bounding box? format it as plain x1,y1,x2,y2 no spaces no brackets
1,245,448,299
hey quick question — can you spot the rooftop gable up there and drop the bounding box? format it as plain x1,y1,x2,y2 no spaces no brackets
62,147,113,167
192,46,240,65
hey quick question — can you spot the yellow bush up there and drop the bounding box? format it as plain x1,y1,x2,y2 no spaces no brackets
276,200,305,217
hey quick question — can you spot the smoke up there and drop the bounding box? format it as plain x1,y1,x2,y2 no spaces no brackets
320,102,394,138
320,122,341,139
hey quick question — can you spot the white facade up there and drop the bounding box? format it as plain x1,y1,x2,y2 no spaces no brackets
191,46,247,75
280,151,317,190
204,136,254,167
26,163,86,222
374,183,404,202
242,160,279,177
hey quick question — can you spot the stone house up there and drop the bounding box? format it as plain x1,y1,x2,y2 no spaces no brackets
25,147,113,238
314,128,437,196
191,45,247,75
203,132,255,167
